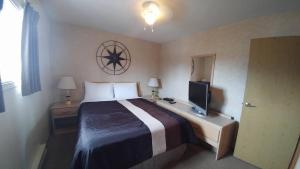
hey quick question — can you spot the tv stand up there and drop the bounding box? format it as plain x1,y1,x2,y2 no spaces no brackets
156,99,236,160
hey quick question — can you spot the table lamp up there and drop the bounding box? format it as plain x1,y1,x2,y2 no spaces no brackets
147,77,159,99
57,76,77,105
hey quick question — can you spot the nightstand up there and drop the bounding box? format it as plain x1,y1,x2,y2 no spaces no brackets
50,101,80,135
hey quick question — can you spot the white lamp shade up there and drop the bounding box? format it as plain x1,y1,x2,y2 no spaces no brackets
57,76,77,90
148,78,159,87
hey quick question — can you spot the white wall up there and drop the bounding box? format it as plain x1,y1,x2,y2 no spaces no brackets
159,11,300,121
0,5,53,169
49,23,161,101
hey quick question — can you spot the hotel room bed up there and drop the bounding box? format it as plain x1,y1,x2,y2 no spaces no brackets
71,98,197,169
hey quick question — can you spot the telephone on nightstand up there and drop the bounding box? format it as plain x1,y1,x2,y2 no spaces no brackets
163,98,176,104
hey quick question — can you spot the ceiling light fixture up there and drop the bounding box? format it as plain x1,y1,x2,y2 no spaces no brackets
142,1,160,32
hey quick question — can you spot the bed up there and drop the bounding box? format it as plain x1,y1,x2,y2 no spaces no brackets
71,82,197,169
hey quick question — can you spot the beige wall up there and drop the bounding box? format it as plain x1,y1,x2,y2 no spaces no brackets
49,23,161,101
190,57,205,81
1,8,299,169
191,56,214,82
159,11,300,121
295,156,300,169
0,6,53,169
203,56,213,82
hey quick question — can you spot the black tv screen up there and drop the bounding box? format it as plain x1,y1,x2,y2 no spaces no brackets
189,81,209,116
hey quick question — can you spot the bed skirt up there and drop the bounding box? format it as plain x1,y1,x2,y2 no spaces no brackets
130,144,186,169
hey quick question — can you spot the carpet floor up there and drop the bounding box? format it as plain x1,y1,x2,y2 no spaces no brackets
42,133,258,169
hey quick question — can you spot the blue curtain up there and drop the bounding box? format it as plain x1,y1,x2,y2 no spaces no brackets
0,0,3,11
0,0,5,113
21,3,41,96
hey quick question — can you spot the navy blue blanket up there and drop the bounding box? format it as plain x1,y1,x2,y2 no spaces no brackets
71,98,197,169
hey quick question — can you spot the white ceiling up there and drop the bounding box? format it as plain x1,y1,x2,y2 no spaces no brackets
42,0,300,43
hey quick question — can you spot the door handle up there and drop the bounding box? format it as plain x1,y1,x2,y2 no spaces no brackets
244,102,256,107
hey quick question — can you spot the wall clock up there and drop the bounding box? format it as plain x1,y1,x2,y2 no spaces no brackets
96,40,131,75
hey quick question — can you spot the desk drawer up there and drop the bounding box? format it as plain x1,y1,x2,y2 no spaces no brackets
190,122,220,143
52,107,78,116
54,116,77,129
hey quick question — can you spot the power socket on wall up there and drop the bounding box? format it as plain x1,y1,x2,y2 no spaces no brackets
216,111,234,120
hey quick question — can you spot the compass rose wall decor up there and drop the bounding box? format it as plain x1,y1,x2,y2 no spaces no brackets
96,40,131,75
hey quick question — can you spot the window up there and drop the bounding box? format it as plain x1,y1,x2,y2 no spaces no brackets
0,0,23,87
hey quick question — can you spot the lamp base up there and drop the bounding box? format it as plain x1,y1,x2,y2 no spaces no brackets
64,94,72,105
152,88,159,99
65,100,72,105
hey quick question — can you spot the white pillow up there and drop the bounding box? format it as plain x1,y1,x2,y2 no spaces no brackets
82,82,114,102
114,83,139,100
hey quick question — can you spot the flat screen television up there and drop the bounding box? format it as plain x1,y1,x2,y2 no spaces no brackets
188,81,210,116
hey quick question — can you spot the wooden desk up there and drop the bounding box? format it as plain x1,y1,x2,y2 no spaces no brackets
156,99,236,160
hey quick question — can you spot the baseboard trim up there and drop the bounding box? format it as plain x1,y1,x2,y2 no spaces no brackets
31,144,47,169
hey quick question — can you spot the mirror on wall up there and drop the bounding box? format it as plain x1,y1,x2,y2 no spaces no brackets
190,54,215,84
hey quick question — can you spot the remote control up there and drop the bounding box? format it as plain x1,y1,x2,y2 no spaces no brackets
163,98,174,102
